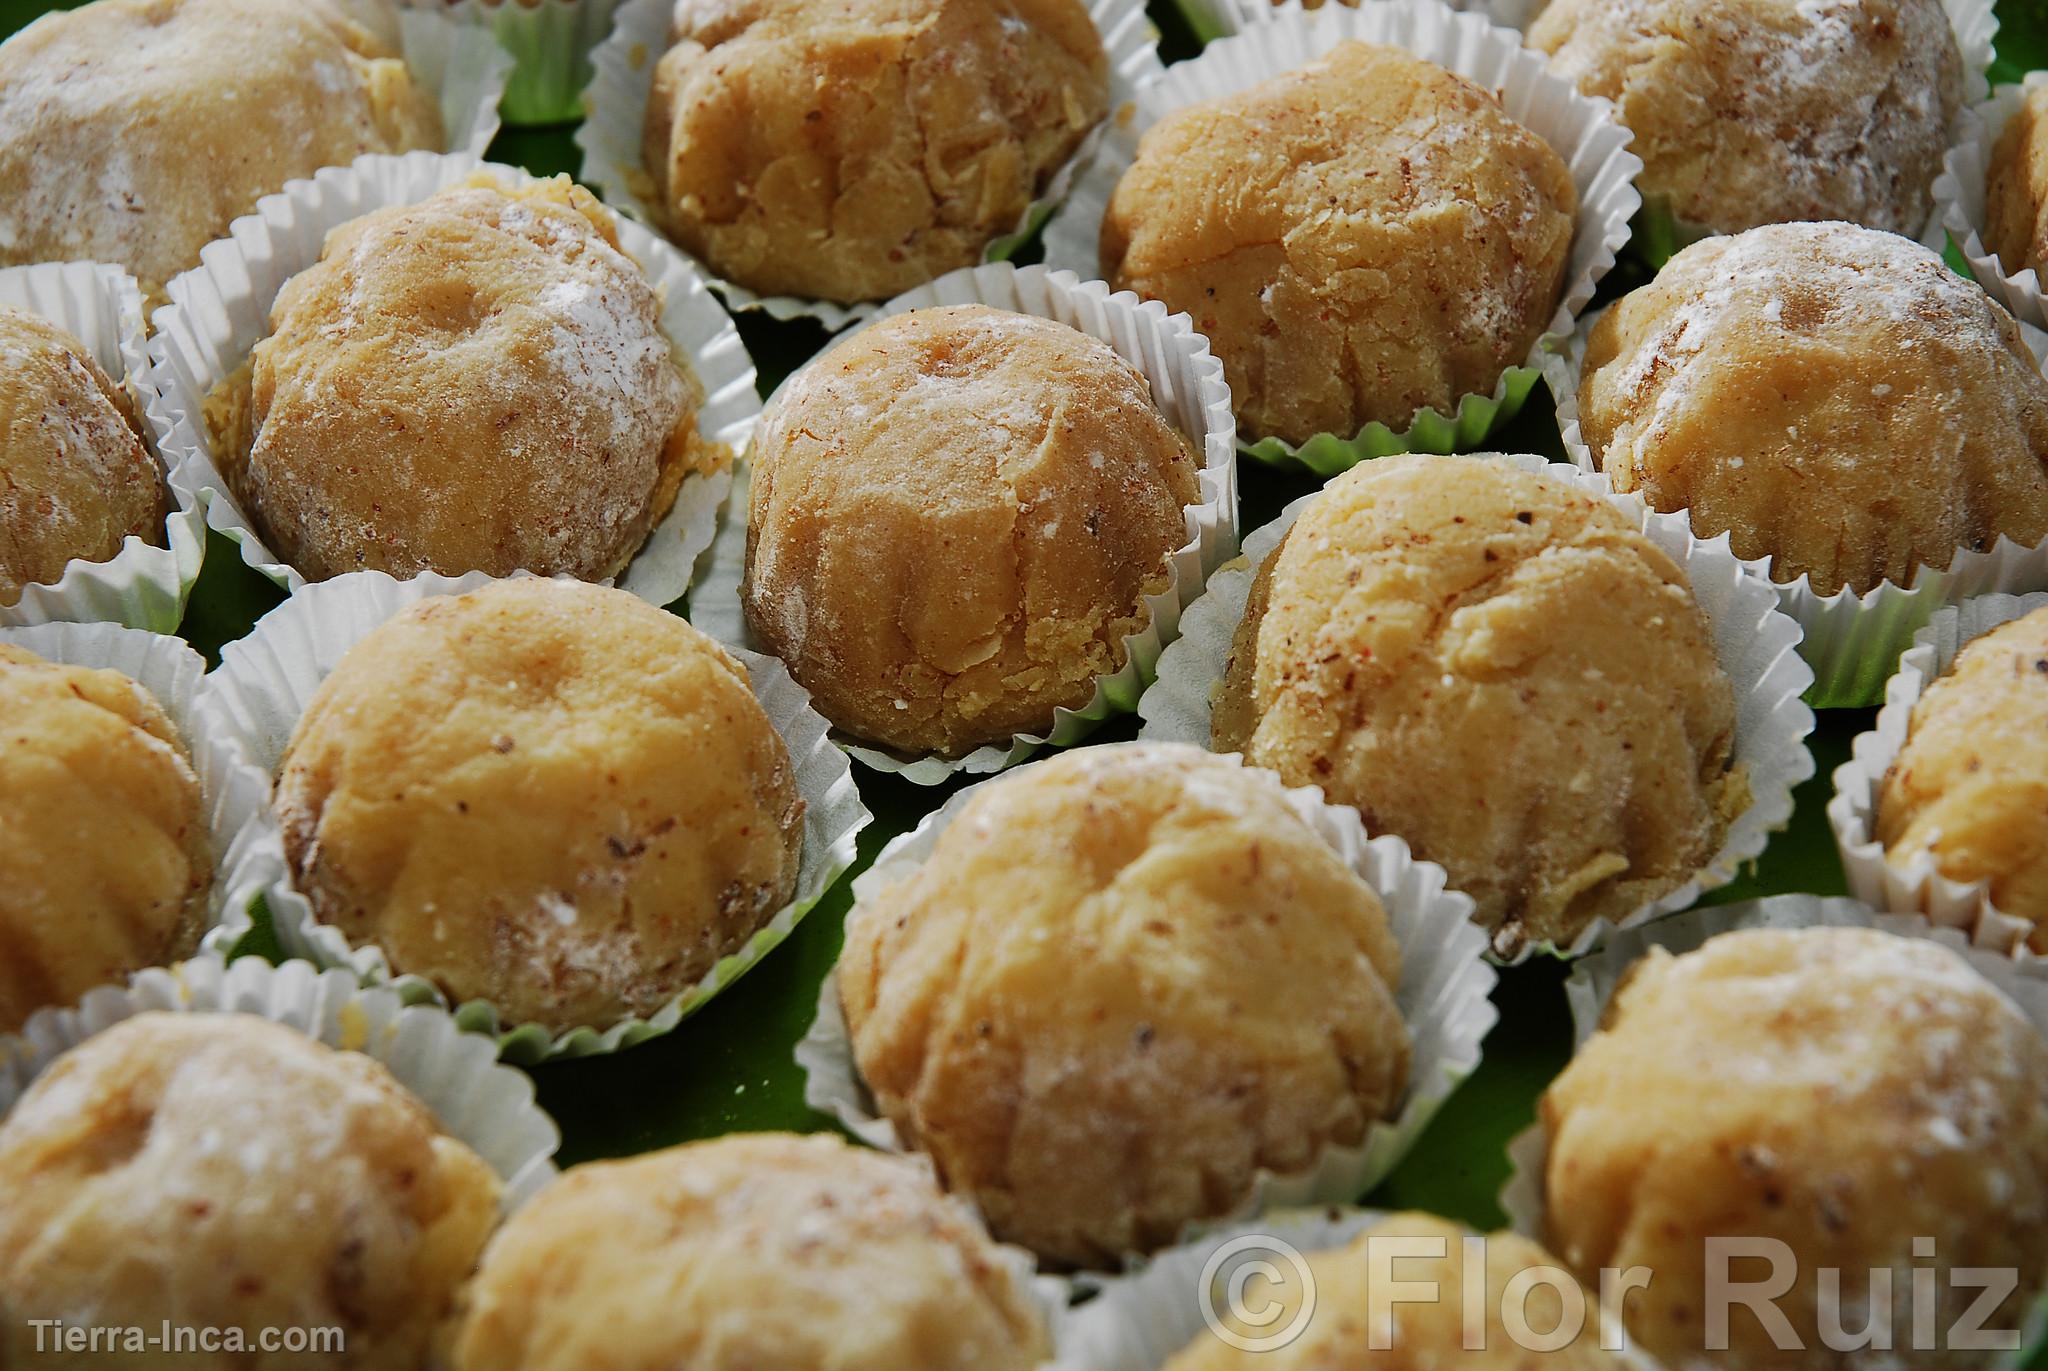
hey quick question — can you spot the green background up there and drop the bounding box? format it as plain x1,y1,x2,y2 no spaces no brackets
3,0,2045,1317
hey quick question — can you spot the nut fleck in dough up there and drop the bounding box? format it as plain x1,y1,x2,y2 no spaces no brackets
1214,456,1741,954
1542,928,2048,1371
1578,224,2048,597
1985,85,2048,279
1529,0,1961,236
0,1012,502,1371
744,304,1200,758
1164,1213,1631,1370
452,1132,1048,1371
0,0,443,304
1879,607,2048,950
0,306,167,606
839,743,1409,1266
1101,41,1576,447
0,645,209,1034
206,176,718,584
273,579,804,1035
643,0,1108,304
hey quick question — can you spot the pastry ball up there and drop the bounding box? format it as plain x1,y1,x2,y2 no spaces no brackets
745,304,1200,757
1165,1213,1630,1370
0,0,444,303
1578,223,2048,597
273,578,804,1034
452,1133,1048,1371
1213,456,1741,953
0,1012,501,1371
1102,41,1576,446
1529,0,1961,236
0,644,210,1034
0,305,168,605
1543,928,2048,1370
643,0,1109,304
1985,86,2048,280
839,743,1410,1266
206,176,718,584
1879,607,2048,950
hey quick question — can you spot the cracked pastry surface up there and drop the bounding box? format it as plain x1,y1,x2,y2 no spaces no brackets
1577,223,2048,597
1878,606,2048,950
0,1011,501,1371
205,175,721,584
0,644,209,1035
1100,40,1576,447
0,305,168,606
1542,928,2048,1371
642,0,1108,304
1529,0,1961,236
743,304,1199,758
1213,456,1742,954
0,0,444,305
272,578,804,1035
452,1132,1048,1371
839,743,1409,1267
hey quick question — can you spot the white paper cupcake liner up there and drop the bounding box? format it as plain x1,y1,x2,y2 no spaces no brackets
1829,592,2048,959
690,262,1240,784
1173,0,1542,40
400,0,624,126
1499,895,2048,1371
797,746,1499,1262
0,262,206,633
1545,308,2048,710
1042,0,1641,473
1138,454,1817,963
341,0,518,157
576,0,1166,327
196,569,872,1064
0,956,560,1212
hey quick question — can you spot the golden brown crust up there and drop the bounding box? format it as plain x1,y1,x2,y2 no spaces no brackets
1101,41,1576,445
643,0,1108,303
839,743,1409,1267
1986,85,2048,278
273,579,804,1034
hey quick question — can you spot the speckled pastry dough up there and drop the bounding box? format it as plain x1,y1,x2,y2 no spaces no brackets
1578,223,2048,597
839,743,1409,1266
0,0,444,303
0,1012,501,1371
643,0,1109,303
744,304,1199,758
451,1132,1049,1371
272,579,804,1034
0,305,167,605
1879,607,2048,948
1214,456,1742,953
1101,40,1576,446
0,644,209,1034
1542,928,2048,1371
1529,0,1961,236
1985,85,2048,279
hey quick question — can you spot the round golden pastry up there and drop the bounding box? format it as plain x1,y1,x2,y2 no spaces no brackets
0,644,210,1035
1577,223,2048,597
1101,40,1576,447
1165,1213,1631,1370
839,743,1410,1266
1214,456,1742,954
1542,927,2048,1371
272,578,804,1035
0,1012,501,1371
0,305,168,606
744,304,1200,758
451,1132,1048,1371
1878,606,2048,950
205,175,719,584
0,0,444,305
1529,0,1961,236
1985,85,2048,279
643,0,1109,304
